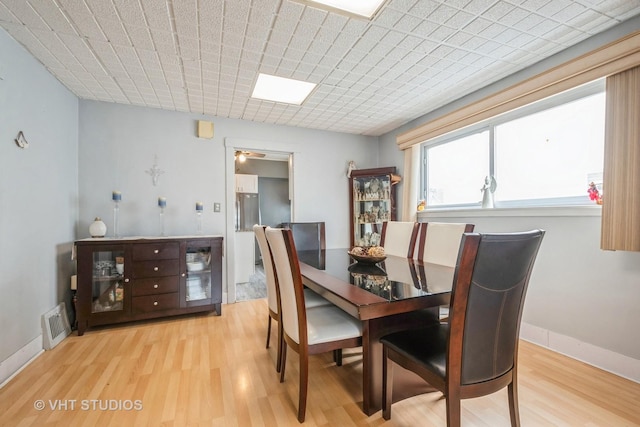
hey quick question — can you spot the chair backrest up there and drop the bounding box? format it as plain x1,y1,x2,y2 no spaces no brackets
253,225,279,315
418,222,475,266
265,227,307,346
283,222,326,251
380,221,419,258
449,230,544,386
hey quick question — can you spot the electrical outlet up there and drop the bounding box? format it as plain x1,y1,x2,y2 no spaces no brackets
213,202,221,212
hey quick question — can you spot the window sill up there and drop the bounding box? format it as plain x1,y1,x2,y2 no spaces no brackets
417,205,602,218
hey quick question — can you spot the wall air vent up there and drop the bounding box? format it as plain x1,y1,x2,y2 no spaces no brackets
42,302,71,350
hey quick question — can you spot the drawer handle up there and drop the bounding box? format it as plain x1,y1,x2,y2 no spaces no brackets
153,301,158,306
124,278,129,283
153,284,159,289
154,249,159,254
154,267,159,271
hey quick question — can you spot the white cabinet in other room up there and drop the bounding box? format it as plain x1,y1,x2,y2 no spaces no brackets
235,174,258,193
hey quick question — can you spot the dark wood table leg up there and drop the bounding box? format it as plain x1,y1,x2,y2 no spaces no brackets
361,308,440,415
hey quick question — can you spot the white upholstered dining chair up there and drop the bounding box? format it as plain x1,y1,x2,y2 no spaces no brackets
417,222,475,266
253,225,330,374
380,221,420,258
265,227,363,423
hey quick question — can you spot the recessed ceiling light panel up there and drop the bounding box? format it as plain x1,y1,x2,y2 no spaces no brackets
298,0,387,19
251,73,316,105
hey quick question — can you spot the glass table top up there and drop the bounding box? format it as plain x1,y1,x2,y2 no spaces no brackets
298,249,454,302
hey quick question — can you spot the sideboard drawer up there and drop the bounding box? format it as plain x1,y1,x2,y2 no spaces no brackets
131,259,179,278
132,293,179,314
132,242,180,261
132,276,179,296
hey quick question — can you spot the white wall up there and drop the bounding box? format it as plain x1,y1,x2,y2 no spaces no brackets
78,100,379,247
0,28,78,384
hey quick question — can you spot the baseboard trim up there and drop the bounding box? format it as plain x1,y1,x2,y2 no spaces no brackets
520,322,640,383
0,335,44,388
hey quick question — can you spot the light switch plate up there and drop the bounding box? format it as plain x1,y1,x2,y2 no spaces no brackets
213,202,221,212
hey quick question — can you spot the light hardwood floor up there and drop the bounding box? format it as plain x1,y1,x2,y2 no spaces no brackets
1,298,639,426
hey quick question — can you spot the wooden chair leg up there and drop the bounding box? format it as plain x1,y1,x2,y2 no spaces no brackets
333,349,342,366
445,390,461,427
298,351,309,423
279,344,287,383
382,346,393,420
266,315,272,349
508,381,521,427
276,320,283,373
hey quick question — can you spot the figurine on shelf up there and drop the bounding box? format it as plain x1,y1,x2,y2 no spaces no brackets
481,175,497,208
371,206,380,221
347,160,357,178
588,182,603,205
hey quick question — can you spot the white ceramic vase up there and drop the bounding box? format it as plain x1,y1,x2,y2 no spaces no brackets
89,217,107,238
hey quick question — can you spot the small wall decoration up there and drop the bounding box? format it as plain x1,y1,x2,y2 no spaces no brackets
145,155,165,186
14,131,29,149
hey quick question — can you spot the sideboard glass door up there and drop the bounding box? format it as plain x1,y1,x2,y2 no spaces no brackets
91,249,126,313
183,242,212,307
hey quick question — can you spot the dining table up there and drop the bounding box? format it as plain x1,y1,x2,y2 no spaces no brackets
297,249,455,416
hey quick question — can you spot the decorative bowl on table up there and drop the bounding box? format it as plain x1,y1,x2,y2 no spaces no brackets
348,246,386,264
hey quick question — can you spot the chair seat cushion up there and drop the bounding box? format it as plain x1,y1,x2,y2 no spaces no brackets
303,288,331,308
306,306,363,345
380,323,449,379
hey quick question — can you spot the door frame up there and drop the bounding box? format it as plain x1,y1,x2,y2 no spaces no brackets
224,138,295,303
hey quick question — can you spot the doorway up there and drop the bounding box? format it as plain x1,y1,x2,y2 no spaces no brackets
230,149,292,302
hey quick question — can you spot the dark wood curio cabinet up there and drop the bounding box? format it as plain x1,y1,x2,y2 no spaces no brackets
75,236,223,336
349,167,397,247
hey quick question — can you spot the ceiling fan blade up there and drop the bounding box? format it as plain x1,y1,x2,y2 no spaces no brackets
246,152,266,158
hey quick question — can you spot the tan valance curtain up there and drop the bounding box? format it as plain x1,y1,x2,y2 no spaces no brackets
401,145,420,221
601,66,640,251
397,31,640,150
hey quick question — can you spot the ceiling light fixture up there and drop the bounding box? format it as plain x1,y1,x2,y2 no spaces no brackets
251,73,316,105
297,0,387,19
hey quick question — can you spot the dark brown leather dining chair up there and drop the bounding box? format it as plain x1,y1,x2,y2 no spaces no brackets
381,229,545,426
282,221,326,251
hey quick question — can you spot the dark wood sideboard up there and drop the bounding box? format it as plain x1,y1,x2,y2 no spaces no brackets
75,236,223,336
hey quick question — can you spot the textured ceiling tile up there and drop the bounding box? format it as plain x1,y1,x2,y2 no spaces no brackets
552,2,588,22
519,0,554,13
499,6,532,27
96,17,131,46
29,0,78,35
374,7,404,28
124,24,154,50
138,0,171,31
1,0,638,136
429,23,457,41
480,22,511,40
85,0,118,20
609,1,640,18
537,0,574,17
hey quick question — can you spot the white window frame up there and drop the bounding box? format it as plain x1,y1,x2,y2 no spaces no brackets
421,79,606,210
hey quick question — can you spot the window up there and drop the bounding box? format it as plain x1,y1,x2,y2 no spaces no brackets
422,80,605,208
